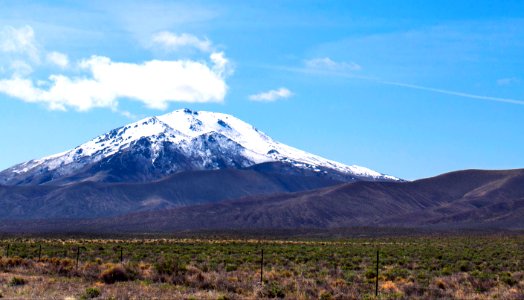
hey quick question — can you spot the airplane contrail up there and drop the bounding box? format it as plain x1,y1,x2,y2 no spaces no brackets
263,64,524,106
377,80,524,106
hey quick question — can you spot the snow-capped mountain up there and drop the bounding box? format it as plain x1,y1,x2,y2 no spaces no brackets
0,109,399,185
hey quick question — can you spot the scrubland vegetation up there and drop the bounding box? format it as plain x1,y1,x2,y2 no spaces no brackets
0,234,522,299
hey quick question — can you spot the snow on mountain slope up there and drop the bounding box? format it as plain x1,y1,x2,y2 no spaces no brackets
1,109,399,184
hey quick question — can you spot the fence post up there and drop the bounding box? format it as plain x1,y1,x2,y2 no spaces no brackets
260,248,264,284
333,253,337,276
76,247,80,270
6,244,9,257
120,247,123,265
375,249,379,297
38,244,42,261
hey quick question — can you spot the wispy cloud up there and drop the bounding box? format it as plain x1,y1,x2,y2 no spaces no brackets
249,87,293,102
268,64,524,106
46,51,69,68
0,26,40,63
9,60,33,77
305,57,361,71
117,109,137,119
377,80,524,106
0,25,233,111
101,2,219,43
295,20,524,107
151,31,212,52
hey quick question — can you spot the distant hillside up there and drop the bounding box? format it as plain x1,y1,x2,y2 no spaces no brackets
1,168,523,233
0,162,343,220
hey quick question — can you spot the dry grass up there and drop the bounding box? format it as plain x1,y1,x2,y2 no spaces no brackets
0,261,522,299
0,235,522,299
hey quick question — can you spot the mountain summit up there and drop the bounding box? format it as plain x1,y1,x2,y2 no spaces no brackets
0,109,398,185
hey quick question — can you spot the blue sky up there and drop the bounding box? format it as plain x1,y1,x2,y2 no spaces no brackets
0,1,523,180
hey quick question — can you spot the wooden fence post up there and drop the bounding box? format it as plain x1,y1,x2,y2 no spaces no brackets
375,249,379,297
333,253,337,275
260,248,264,284
38,244,42,261
76,247,80,269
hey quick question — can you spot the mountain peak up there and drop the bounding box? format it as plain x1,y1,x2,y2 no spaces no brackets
0,109,399,185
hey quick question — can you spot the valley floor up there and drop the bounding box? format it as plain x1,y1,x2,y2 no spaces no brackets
0,234,523,299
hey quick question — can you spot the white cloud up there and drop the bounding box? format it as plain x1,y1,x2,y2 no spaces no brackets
46,51,69,68
118,110,137,119
0,26,232,111
305,57,361,71
0,26,40,63
210,51,232,77
9,60,33,77
0,53,229,111
249,88,293,102
152,31,212,52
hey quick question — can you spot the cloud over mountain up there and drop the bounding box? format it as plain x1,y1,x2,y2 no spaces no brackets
152,32,212,52
0,26,232,111
249,87,293,102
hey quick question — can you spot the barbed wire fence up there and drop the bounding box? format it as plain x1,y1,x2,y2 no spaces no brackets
0,238,522,297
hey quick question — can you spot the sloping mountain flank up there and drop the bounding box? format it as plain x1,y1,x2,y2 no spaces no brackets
0,162,344,220
1,168,522,232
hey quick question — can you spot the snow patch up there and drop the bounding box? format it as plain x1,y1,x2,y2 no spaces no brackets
6,109,400,181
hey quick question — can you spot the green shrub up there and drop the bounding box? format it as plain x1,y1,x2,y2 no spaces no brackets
225,264,237,272
364,268,376,279
319,290,333,300
385,267,409,280
441,266,453,276
100,266,129,284
81,287,101,299
9,276,27,286
499,272,518,286
154,257,185,276
123,262,141,280
457,260,471,272
261,282,285,298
